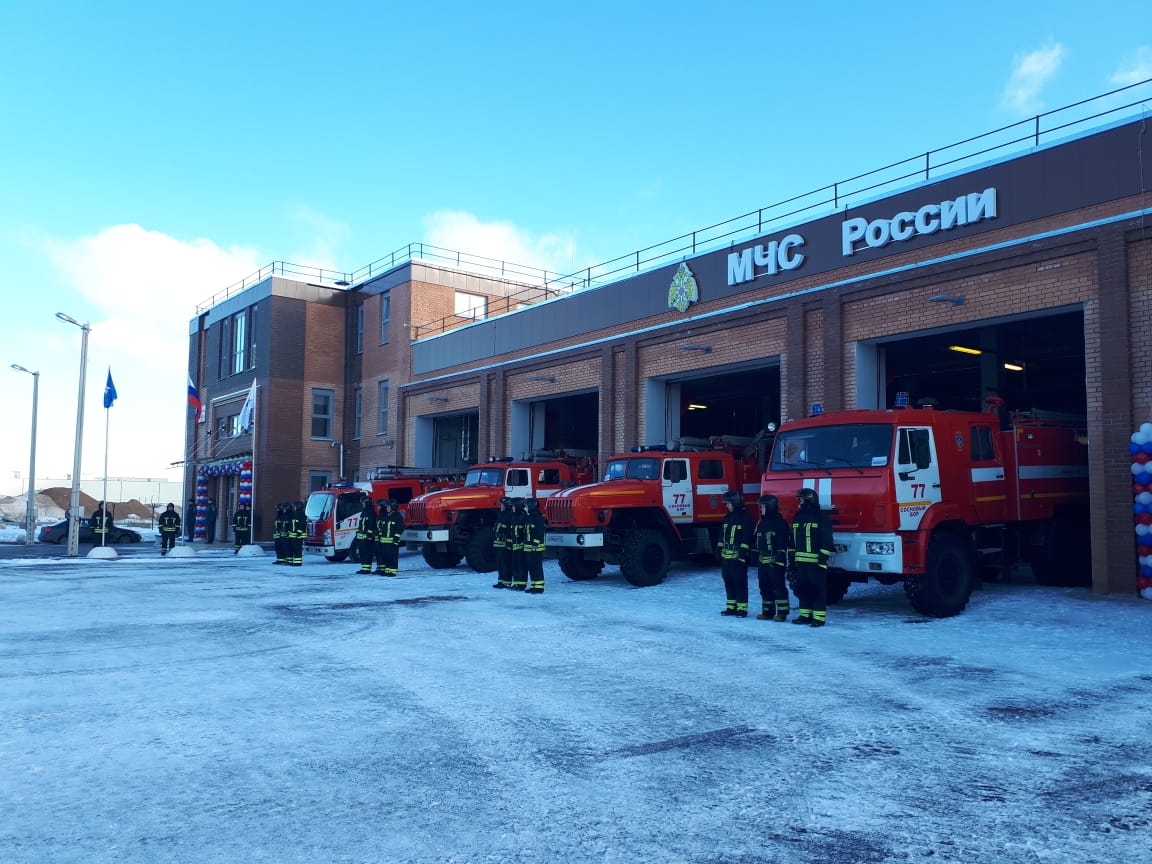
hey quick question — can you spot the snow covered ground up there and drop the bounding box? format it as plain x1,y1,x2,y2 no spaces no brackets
1,549,1150,863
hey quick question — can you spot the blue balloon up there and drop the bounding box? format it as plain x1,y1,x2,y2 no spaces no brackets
1136,503,1147,515
1132,443,1142,455
1139,472,1152,486
1142,442,1152,455
1143,565,1152,578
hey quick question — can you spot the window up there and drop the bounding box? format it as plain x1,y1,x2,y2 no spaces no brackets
455,291,487,320
537,468,561,485
378,380,390,436
971,426,996,462
311,389,334,439
247,305,257,370
355,305,364,354
309,471,332,492
696,460,723,480
232,311,247,374
507,469,530,487
380,293,391,344
353,387,362,440
218,316,231,379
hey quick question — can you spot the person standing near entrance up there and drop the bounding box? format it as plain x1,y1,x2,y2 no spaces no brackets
232,501,252,553
718,490,755,617
754,494,791,621
375,499,404,577
158,503,181,555
204,499,217,544
791,487,833,627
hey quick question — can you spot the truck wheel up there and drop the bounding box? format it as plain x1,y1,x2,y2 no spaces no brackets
558,549,604,581
826,572,851,605
422,545,462,569
465,526,497,573
325,550,349,563
620,530,671,587
905,534,975,617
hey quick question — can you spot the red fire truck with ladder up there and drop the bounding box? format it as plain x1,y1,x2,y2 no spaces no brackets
543,434,768,587
760,397,1090,617
403,452,597,572
304,469,464,562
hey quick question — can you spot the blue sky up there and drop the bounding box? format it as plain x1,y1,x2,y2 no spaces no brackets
0,0,1149,494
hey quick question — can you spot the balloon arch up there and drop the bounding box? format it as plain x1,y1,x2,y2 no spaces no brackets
194,459,253,539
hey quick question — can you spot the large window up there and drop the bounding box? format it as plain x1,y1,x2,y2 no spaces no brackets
380,293,391,344
308,471,332,492
455,291,486,320
378,380,390,435
232,311,247,374
217,306,257,378
311,389,334,439
218,316,231,379
355,305,364,354
353,387,362,440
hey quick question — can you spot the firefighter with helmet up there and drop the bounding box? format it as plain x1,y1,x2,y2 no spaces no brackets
289,501,306,566
753,494,791,621
376,499,405,577
509,498,528,590
491,497,515,589
718,489,755,617
273,503,288,565
521,498,547,594
158,503,181,555
791,487,833,627
355,496,378,574
231,501,252,553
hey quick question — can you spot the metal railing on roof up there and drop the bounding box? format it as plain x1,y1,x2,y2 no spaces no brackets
197,78,1151,325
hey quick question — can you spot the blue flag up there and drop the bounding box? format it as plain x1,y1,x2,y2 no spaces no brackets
103,369,118,409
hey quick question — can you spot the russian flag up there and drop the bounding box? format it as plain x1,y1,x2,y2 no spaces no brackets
188,376,202,423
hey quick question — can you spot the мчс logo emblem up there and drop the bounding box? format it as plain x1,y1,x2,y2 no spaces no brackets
668,262,699,313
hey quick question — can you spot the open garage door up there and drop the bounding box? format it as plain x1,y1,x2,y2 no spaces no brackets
510,391,598,460
875,310,1086,419
432,413,479,470
647,364,781,448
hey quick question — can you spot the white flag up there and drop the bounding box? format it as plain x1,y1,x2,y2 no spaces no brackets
239,380,258,431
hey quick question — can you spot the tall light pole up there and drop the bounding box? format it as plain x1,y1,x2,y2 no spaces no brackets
56,313,90,558
10,364,39,546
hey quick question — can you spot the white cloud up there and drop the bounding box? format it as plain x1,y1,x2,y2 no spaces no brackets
0,226,265,487
999,42,1066,115
1111,46,1152,86
423,210,583,284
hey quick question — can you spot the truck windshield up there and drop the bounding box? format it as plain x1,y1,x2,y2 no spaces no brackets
305,493,334,520
770,423,894,471
465,467,505,487
603,457,662,481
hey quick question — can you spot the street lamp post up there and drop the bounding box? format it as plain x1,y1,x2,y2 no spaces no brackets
10,364,39,546
56,313,91,558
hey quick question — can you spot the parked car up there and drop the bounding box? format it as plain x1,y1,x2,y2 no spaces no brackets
37,519,142,545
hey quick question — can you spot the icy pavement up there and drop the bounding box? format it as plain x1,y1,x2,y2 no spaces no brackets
1,549,1150,863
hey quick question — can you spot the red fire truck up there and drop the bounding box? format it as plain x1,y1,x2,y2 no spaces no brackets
304,470,464,562
543,436,765,587
403,453,597,572
760,402,1090,617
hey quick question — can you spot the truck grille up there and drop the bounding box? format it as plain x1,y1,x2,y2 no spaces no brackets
544,497,573,526
406,501,427,524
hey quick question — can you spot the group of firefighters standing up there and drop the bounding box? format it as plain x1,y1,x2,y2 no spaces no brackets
351,497,405,576
718,488,834,627
490,496,548,593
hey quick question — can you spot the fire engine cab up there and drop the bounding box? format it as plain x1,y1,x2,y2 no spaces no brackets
761,400,1090,616
304,471,463,562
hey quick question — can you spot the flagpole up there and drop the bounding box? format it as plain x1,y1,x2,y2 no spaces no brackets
102,402,109,546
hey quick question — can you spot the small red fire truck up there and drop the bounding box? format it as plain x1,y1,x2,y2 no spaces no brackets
403,453,597,572
304,470,463,562
543,436,765,587
760,402,1090,617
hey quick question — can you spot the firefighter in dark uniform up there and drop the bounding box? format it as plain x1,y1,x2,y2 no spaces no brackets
791,487,834,627
491,497,515,589
272,503,286,564
289,501,306,566
231,501,252,553
158,503,181,555
718,490,755,616
509,498,527,590
376,499,404,577
355,497,378,574
522,498,547,594
90,501,112,547
754,494,791,621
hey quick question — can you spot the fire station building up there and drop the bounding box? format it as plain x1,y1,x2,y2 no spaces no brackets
188,91,1151,598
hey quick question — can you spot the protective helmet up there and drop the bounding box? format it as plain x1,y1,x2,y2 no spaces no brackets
500,497,512,506
796,488,818,506
758,494,779,514
387,499,399,509
376,499,388,507
512,497,526,507
722,490,743,508
295,501,305,508
525,498,539,511
166,502,175,509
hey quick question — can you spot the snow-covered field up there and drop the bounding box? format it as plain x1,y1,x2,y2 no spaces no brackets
1,549,1149,863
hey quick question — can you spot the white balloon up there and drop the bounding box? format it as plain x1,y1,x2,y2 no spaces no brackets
1138,492,1152,505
